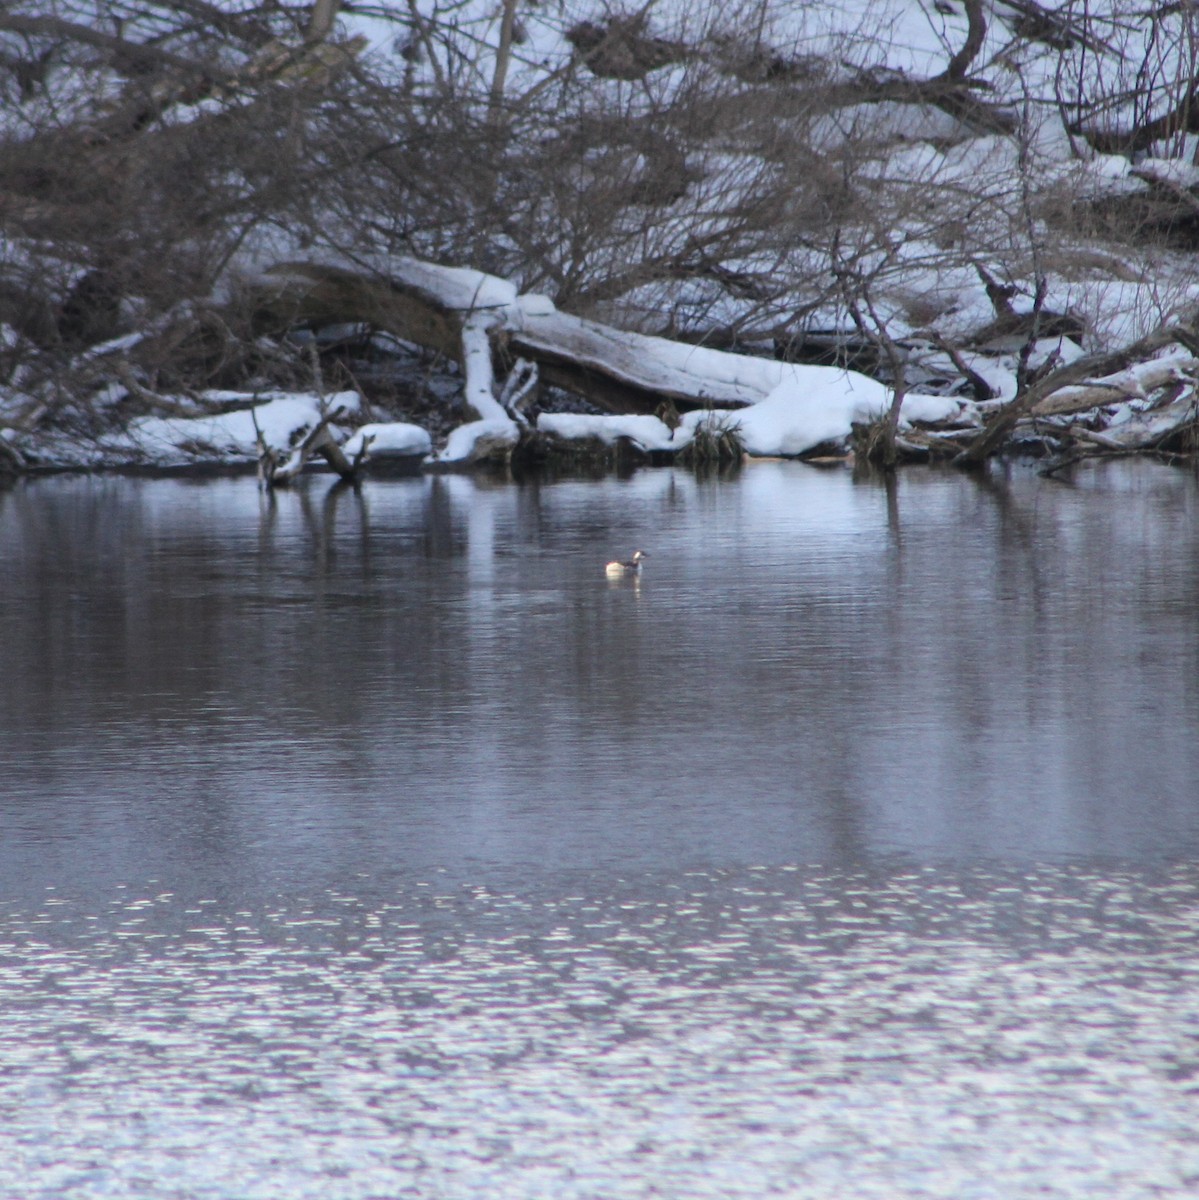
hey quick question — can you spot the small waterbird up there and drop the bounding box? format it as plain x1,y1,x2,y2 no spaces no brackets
605,549,648,577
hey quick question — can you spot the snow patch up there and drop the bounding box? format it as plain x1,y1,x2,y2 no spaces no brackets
127,391,360,460
392,258,518,312
727,369,964,457
529,365,966,460
516,293,556,320
438,418,518,463
342,422,431,459
538,412,678,450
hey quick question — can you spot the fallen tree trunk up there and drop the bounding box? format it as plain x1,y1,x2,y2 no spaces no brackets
1060,394,1199,453
1030,353,1198,418
245,261,784,416
954,321,1199,466
506,307,776,410
249,262,465,360
0,435,26,478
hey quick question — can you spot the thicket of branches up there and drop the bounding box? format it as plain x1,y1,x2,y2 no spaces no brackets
5,0,1199,467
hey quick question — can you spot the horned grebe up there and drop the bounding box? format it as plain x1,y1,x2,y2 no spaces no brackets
605,549,648,577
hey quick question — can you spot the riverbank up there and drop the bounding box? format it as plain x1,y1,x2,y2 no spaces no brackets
8,5,1199,481
6,260,1199,482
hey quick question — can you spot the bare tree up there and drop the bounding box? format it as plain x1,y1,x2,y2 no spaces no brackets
5,0,1199,467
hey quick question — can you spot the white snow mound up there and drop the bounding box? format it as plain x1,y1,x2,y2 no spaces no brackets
342,422,432,459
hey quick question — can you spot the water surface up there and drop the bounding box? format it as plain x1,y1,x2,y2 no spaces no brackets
2,462,1198,1197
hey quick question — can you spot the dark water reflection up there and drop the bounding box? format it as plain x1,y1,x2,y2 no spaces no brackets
2,462,1199,1197
3,463,1199,890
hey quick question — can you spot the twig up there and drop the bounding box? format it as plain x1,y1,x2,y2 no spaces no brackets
927,332,996,402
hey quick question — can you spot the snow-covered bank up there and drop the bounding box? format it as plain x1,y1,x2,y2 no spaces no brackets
9,244,1199,477
125,392,362,463
6,267,1196,475
457,370,969,463
728,372,965,458
10,4,1199,475
1,389,427,474
4,357,973,472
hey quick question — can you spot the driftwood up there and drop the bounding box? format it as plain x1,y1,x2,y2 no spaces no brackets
253,401,371,488
507,309,765,410
1030,354,1198,418
1059,394,1199,453
0,435,26,477
954,321,1199,466
497,358,539,423
250,263,464,360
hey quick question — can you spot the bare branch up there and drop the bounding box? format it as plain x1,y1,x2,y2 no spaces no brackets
0,12,234,81
940,0,988,81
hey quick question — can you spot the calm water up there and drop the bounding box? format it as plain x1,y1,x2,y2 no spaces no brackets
2,462,1198,1197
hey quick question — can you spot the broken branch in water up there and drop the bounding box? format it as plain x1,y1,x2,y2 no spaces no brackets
254,400,366,488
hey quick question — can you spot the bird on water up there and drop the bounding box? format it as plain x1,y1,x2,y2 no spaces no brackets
605,549,648,577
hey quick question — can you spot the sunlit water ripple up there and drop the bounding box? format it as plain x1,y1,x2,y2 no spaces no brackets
4,865,1198,1199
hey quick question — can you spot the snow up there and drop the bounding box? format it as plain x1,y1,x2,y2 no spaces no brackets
461,313,509,421
124,391,361,462
341,422,432,459
540,366,967,459
513,293,557,322
392,258,518,313
74,331,146,362
438,418,519,463
538,413,679,451
728,370,965,457
89,353,976,467
900,392,967,424
514,309,789,405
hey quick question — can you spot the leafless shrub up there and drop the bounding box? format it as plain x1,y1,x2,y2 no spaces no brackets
3,0,1197,465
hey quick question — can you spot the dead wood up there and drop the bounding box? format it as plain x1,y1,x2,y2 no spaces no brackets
1030,356,1198,418
927,332,997,402
0,434,27,477
1074,78,1199,158
1064,394,1199,451
954,321,1197,466
0,12,234,83
247,264,463,359
507,310,761,412
247,264,758,416
566,16,689,81
833,68,1017,137
253,399,365,488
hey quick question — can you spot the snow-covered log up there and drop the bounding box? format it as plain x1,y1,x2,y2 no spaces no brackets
252,259,984,464
1030,354,1198,418
1064,395,1199,453
955,322,1199,466
506,306,786,410
247,262,781,416
249,263,466,359
460,312,508,423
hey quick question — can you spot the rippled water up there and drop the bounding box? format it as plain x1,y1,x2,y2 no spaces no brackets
5,867,1198,1199
2,462,1199,1197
